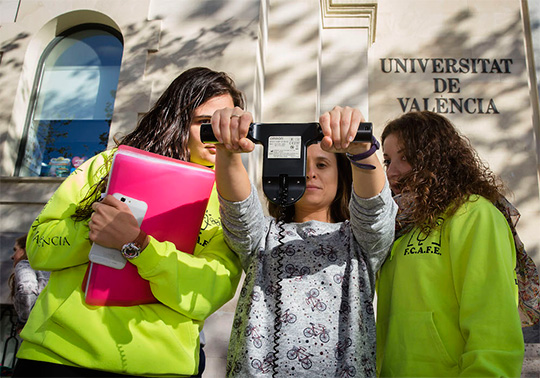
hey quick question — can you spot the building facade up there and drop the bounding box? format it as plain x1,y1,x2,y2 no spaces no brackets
0,0,538,375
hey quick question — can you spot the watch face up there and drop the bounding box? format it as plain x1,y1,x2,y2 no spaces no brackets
121,243,141,259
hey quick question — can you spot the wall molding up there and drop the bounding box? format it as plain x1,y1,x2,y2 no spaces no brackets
320,0,377,45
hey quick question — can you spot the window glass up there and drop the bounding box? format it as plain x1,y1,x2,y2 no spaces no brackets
17,27,123,177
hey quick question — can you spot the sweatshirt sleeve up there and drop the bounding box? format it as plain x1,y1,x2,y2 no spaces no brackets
349,180,397,291
448,199,524,377
218,184,267,271
26,152,110,271
130,189,242,321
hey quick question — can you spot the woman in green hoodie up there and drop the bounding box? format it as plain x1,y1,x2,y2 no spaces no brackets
376,111,525,377
14,67,243,377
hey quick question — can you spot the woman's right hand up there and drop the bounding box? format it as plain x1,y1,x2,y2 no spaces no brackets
210,107,255,153
89,195,144,250
210,107,253,202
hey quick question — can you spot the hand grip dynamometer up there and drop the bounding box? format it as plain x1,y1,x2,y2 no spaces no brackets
200,122,373,206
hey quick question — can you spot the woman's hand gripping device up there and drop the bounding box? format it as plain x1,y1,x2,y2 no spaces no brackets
200,122,373,206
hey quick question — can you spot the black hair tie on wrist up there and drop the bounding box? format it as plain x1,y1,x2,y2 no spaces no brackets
346,135,380,170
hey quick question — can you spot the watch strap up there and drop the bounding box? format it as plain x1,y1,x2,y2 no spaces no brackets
121,229,148,260
132,229,148,249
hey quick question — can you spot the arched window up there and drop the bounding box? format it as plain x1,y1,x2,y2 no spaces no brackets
16,24,123,177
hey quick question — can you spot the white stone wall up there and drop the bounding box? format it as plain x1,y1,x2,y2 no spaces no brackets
369,0,540,274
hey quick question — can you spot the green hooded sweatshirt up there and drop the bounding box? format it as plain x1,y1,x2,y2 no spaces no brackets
18,150,242,377
376,195,524,377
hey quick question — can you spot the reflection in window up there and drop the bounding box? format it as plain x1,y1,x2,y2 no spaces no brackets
17,26,123,177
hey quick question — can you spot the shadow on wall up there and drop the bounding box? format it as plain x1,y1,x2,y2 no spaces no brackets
0,32,31,150
112,0,259,138
0,0,259,230
365,7,538,259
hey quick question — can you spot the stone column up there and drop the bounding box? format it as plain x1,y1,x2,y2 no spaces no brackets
319,0,377,116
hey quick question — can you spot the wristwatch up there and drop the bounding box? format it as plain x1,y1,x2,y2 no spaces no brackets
121,229,148,259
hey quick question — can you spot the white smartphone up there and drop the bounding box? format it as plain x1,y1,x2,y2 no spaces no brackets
88,193,148,269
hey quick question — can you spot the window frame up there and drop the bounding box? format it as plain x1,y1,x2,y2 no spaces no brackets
14,23,123,177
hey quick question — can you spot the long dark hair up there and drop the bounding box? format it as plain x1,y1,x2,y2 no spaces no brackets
381,110,505,230
268,151,352,223
73,67,245,221
14,235,27,251
121,67,245,160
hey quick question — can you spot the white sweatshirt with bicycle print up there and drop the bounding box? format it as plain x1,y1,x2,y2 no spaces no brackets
219,181,397,377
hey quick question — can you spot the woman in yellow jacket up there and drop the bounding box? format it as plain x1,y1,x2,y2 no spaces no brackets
377,111,525,377
14,67,242,377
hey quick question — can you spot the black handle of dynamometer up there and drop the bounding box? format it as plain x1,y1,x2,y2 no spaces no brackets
200,122,372,144
200,122,373,206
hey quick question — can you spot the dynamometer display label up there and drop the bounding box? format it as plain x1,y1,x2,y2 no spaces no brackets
267,136,302,159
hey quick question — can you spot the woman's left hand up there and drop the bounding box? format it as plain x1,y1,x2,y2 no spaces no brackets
319,106,371,155
88,195,140,250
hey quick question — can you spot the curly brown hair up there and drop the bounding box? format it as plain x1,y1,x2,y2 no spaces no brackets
267,151,352,223
72,67,245,221
381,111,506,230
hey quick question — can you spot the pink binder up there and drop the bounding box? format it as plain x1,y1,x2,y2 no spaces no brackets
83,145,216,306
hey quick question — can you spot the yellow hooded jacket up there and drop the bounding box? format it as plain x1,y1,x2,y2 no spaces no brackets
18,150,241,377
376,195,524,377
